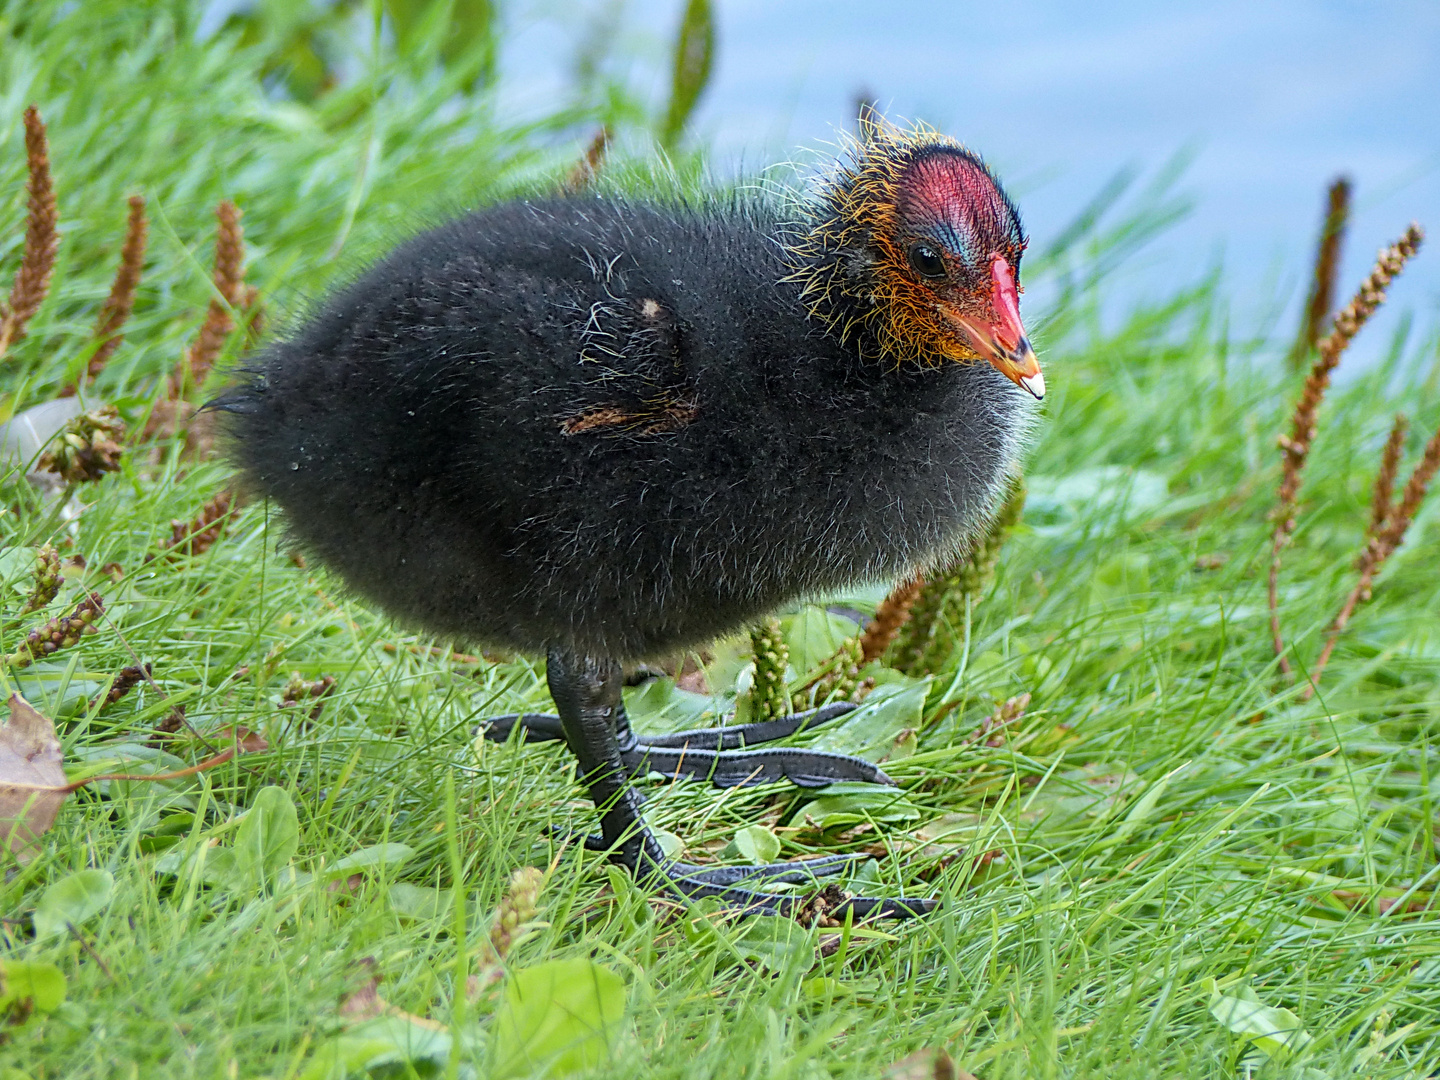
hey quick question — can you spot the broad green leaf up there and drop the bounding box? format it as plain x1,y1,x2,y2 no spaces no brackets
324,843,415,879
68,742,188,773
623,677,714,735
296,1021,453,1080
652,829,684,859
296,1037,398,1080
783,607,860,676
447,0,496,62
657,0,714,149
1019,764,1143,834
151,812,196,837
731,916,814,972
724,824,781,864
344,1016,451,1068
388,882,452,922
1026,467,1169,537
0,958,66,1015
1087,551,1152,608
492,959,627,1079
1204,978,1314,1061
801,976,858,1001
1097,761,1189,850
792,782,922,830
156,843,243,890
233,786,299,886
32,868,114,941
805,679,929,761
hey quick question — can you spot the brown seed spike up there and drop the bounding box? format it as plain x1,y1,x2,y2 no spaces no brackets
160,490,235,559
1374,423,1440,564
86,195,149,382
91,664,151,711
1268,223,1423,672
1364,413,1408,550
1288,176,1351,370
169,200,245,398
210,199,245,307
561,126,611,195
859,571,924,664
1310,422,1440,696
0,105,60,360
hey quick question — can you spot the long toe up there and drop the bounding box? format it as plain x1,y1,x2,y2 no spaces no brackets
835,895,939,920
628,744,893,788
649,863,937,921
478,712,567,744
638,702,859,751
671,852,861,887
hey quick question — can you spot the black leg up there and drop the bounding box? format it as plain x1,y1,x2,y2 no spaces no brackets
543,647,935,919
481,699,881,786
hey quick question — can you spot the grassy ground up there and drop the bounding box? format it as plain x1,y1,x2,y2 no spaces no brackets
1,5,1438,1077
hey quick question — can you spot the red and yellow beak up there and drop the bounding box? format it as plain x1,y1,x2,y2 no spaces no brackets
938,254,1045,400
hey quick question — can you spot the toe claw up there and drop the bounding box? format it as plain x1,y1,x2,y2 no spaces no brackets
478,712,566,744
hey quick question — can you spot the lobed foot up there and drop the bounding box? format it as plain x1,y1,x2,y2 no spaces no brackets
523,649,937,921
650,855,938,920
480,702,880,787
638,702,858,750
565,835,862,886
626,743,890,788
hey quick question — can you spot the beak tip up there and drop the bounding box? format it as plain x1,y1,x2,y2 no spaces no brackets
1019,371,1046,400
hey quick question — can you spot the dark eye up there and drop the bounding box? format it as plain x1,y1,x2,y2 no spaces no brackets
907,242,947,280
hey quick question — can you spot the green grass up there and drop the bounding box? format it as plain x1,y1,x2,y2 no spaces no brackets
2,4,1438,1077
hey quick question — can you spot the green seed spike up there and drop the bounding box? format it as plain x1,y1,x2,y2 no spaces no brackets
793,634,871,713
748,616,790,721
19,544,61,616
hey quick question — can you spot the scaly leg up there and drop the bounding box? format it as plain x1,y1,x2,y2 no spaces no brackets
543,648,934,919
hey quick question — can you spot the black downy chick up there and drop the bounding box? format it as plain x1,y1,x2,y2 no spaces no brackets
220,122,1044,920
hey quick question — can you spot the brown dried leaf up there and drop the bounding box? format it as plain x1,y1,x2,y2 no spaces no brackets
339,967,445,1030
0,694,66,864
0,695,261,864
214,725,268,754
339,973,387,1020
883,1048,973,1080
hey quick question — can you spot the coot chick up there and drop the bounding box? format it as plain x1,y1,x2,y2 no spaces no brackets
219,121,1042,919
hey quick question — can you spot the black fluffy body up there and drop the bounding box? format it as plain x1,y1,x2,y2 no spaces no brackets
222,194,1032,660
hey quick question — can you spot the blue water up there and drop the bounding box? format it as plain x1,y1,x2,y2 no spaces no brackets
501,0,1440,369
